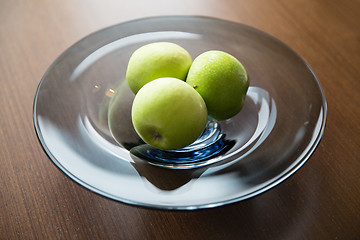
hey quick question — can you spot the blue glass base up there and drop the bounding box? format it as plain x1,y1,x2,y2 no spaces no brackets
130,121,235,169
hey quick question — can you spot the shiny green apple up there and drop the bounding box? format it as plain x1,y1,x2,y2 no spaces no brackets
131,77,208,150
126,42,192,94
186,50,249,121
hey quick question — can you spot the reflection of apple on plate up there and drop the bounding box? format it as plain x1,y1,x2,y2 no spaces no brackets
108,81,141,150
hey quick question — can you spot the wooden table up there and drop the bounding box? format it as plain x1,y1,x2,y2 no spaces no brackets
1,1,359,239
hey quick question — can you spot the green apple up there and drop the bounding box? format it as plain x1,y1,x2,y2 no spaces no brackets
131,77,208,150
126,42,193,94
186,50,249,121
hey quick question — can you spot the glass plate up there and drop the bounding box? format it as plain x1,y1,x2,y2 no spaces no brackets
33,16,327,210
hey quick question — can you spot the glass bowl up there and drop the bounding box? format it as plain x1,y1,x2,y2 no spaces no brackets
33,16,327,210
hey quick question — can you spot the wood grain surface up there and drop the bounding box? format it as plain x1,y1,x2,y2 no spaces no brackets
1,0,359,239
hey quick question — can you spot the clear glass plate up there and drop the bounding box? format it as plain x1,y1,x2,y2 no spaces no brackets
33,16,327,210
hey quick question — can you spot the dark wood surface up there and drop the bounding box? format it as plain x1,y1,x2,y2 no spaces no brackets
1,1,359,239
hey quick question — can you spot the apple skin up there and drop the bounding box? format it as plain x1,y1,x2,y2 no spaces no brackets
126,42,193,94
186,50,249,121
131,77,208,150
